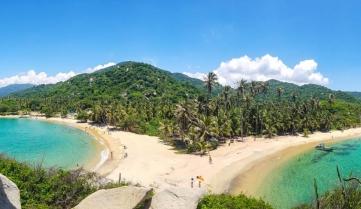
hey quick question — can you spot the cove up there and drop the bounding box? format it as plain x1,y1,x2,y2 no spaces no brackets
258,138,361,209
0,118,99,169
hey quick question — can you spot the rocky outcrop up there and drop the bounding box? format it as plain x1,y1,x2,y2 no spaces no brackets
0,174,21,209
150,186,205,209
74,186,152,209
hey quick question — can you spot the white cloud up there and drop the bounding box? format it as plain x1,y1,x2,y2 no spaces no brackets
85,62,116,73
0,70,76,88
0,62,116,88
184,54,329,87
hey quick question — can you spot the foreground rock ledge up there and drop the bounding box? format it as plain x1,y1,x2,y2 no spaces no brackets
74,186,152,209
0,174,21,209
150,186,205,209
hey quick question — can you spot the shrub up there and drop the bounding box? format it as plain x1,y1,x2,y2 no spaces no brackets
0,155,126,209
187,142,201,153
0,103,9,113
294,169,361,209
76,111,89,123
197,194,274,209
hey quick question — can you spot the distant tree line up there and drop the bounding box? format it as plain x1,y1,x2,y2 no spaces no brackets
1,72,361,153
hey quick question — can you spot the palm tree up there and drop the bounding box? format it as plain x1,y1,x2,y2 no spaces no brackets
175,102,196,140
237,79,247,100
262,107,277,138
204,72,218,96
159,121,173,142
222,86,232,110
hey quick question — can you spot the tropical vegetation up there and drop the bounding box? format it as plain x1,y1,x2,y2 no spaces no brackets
0,155,126,209
294,166,361,209
1,62,361,154
1,62,361,208
197,194,274,209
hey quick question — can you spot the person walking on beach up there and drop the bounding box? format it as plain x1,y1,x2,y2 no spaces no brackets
208,154,213,164
196,176,204,188
191,177,194,188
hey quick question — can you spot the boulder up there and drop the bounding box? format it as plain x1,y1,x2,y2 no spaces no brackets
0,174,21,209
74,186,152,209
150,186,205,209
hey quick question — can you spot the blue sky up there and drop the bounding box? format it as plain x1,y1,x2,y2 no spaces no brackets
0,0,361,90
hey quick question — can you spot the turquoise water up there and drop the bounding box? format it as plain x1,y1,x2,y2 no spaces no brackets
0,118,98,169
259,138,361,209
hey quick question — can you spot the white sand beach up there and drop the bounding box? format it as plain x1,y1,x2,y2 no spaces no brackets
3,115,361,195
103,127,361,194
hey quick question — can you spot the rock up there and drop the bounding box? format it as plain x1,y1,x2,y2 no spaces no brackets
150,186,205,209
0,174,21,209
74,186,152,209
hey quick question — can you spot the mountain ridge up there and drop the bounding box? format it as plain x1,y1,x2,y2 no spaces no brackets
9,61,361,104
0,84,34,97
13,62,203,106
262,79,359,103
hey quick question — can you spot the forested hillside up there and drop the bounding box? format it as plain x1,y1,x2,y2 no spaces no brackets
0,84,34,97
259,79,359,103
1,62,361,150
15,62,202,107
346,91,361,100
8,62,361,107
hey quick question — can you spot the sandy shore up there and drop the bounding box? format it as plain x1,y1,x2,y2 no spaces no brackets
0,115,123,175
227,129,361,196
40,117,124,175
2,115,361,195
102,125,361,193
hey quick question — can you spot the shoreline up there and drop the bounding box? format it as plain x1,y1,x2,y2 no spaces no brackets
2,114,361,195
0,115,122,176
226,129,361,196
228,140,325,196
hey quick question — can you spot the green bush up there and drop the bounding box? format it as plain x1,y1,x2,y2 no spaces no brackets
294,180,361,209
208,140,219,150
197,194,274,209
187,142,201,153
144,119,161,136
0,103,9,113
197,194,272,209
0,155,126,209
76,111,89,123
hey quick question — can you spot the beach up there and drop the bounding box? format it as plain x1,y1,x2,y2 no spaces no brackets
103,126,361,194
3,115,361,195
57,116,361,193
0,115,122,174
32,116,124,175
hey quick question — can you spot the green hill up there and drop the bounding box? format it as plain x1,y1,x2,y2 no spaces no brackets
346,91,361,100
15,62,203,106
259,79,359,103
11,63,361,107
0,84,34,97
171,72,223,95
2,61,361,138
